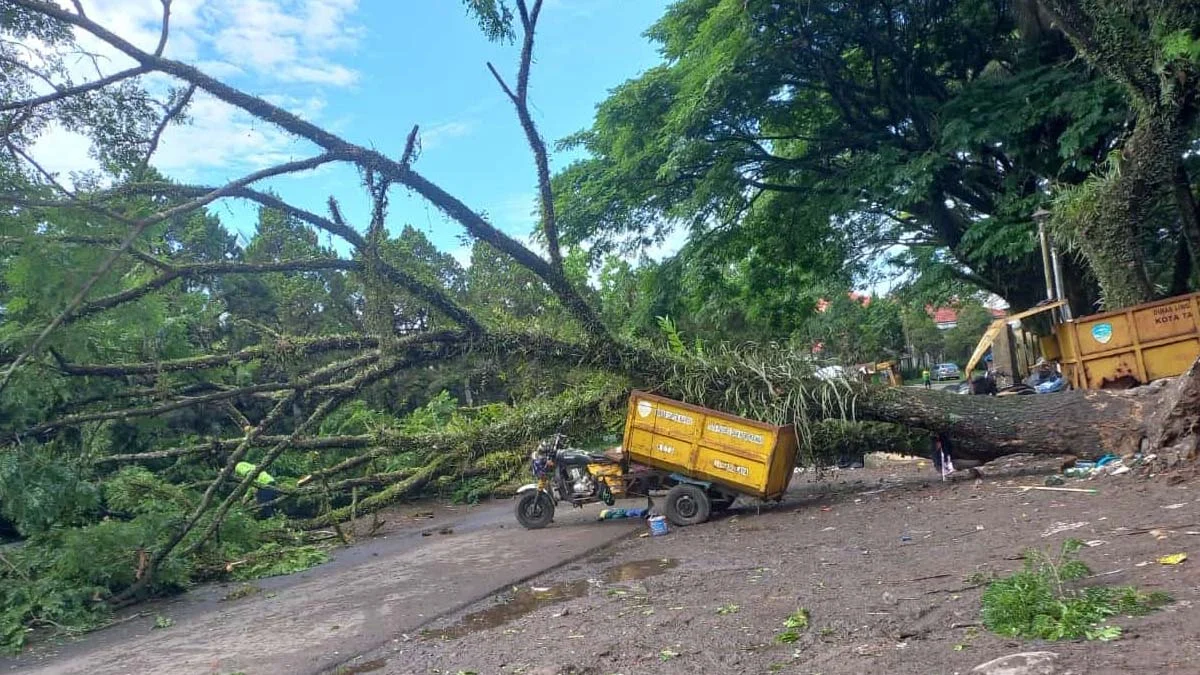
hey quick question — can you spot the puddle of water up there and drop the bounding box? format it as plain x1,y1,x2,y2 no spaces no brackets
424,558,678,640
334,659,387,674
424,580,590,639
603,558,678,582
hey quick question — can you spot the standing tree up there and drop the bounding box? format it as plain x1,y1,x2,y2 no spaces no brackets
1041,0,1200,308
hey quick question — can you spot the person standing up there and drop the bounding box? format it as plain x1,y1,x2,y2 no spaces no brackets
921,367,931,389
234,461,278,518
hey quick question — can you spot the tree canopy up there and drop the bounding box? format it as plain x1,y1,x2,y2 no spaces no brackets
554,0,1199,313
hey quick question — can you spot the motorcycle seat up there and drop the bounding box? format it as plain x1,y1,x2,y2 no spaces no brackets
558,450,615,466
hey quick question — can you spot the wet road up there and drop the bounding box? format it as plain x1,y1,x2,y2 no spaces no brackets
3,499,642,675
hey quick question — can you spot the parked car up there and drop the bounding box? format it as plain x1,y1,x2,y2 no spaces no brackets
934,363,960,380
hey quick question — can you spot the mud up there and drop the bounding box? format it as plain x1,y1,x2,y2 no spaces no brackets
358,455,1200,675
424,559,679,640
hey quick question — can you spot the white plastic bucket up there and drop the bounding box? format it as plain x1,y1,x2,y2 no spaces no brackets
648,515,669,536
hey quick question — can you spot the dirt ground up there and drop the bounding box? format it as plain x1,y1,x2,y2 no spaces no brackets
3,501,640,675
349,456,1200,675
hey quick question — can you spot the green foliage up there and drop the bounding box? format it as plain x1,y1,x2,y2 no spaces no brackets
776,608,810,643
1161,29,1200,63
460,0,514,42
802,294,905,365
0,446,100,536
981,539,1171,642
0,511,193,652
902,308,944,361
941,299,995,364
228,543,329,581
555,0,1128,310
655,315,688,355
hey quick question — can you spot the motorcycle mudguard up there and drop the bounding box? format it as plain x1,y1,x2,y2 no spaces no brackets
516,483,540,494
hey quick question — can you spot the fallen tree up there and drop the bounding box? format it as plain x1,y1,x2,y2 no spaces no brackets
0,0,1197,620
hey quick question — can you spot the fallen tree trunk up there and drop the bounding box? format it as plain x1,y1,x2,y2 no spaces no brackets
860,361,1198,466
593,340,1200,467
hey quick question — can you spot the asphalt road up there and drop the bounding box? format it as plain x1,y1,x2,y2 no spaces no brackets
2,499,642,675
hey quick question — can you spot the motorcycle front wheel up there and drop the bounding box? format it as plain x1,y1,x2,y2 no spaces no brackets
515,491,555,529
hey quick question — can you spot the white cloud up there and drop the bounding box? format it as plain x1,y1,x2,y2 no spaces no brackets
15,1,365,184
28,126,101,180
152,92,314,181
66,0,364,86
199,0,363,86
421,120,478,150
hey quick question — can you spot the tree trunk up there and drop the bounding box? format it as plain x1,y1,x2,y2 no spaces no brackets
1173,163,1200,288
1067,111,1173,309
853,358,1200,466
601,337,1200,468
1169,234,1193,297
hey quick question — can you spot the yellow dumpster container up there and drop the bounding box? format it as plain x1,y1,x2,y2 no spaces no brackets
621,391,799,501
1059,291,1200,389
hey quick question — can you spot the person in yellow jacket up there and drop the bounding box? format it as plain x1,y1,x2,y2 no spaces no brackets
235,461,278,517
921,368,931,389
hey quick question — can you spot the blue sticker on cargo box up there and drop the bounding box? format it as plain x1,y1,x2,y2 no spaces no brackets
1091,322,1113,344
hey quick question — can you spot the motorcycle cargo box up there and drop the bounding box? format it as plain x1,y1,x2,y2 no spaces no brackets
621,391,799,500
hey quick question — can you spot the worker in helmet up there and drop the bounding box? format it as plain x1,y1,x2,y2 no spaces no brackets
234,461,278,518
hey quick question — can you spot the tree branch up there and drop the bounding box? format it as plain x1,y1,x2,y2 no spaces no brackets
153,0,171,57
7,0,604,339
134,82,193,178
5,350,381,444
57,335,377,377
0,152,345,395
0,65,150,113
489,0,561,270
68,258,359,324
93,434,373,465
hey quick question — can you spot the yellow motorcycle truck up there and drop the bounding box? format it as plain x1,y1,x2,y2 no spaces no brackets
515,391,799,529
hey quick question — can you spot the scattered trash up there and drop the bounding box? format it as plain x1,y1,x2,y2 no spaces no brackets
1109,465,1131,476
970,652,1059,675
1149,529,1170,540
821,526,836,532
1042,521,1089,538
648,515,669,537
530,586,551,593
1157,553,1188,565
900,534,912,543
599,507,648,521
1044,475,1066,486
1162,503,1188,510
1002,486,1098,494
1083,540,1108,548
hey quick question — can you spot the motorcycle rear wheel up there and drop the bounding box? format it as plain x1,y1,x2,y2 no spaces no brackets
515,491,555,529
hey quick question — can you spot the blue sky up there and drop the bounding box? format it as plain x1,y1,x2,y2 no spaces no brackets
34,0,674,264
